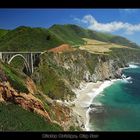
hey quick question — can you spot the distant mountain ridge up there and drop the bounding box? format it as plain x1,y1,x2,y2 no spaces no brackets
0,24,139,51
49,24,139,48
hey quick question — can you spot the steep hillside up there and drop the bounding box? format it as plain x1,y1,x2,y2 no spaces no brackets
49,24,140,48
1,43,140,131
0,103,62,131
49,44,75,53
49,24,85,45
0,61,83,131
49,24,114,45
0,24,139,52
0,26,64,51
29,46,140,131
32,48,140,90
0,29,9,38
32,52,76,101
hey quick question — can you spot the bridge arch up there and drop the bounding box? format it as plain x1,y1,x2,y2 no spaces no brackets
8,54,31,74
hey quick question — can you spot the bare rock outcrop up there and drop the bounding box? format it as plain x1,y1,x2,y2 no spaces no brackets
0,81,51,122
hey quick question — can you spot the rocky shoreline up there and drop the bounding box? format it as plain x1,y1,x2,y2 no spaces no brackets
70,79,119,131
69,64,137,131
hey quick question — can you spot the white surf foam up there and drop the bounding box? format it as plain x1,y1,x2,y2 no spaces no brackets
129,64,139,68
121,75,133,84
85,80,118,131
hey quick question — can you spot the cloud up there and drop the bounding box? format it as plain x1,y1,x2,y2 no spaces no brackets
73,17,81,23
74,14,140,34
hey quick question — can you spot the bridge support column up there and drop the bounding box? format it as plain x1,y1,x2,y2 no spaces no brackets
30,53,34,74
0,52,2,60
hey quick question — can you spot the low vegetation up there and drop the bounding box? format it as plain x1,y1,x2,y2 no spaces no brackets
0,26,64,51
32,54,75,100
1,62,29,93
49,24,140,48
0,103,62,131
0,24,139,52
79,38,130,54
0,29,9,38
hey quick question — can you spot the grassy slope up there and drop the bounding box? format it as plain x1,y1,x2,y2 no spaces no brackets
49,24,140,48
49,24,85,45
0,24,139,52
0,29,9,38
0,61,63,131
1,62,29,93
79,38,130,54
0,103,62,131
0,26,64,51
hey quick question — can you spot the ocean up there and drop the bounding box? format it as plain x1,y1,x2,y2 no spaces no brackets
89,64,140,131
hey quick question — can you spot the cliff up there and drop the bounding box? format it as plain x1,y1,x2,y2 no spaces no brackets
1,46,140,131
0,61,83,131
30,47,140,130
33,47,140,92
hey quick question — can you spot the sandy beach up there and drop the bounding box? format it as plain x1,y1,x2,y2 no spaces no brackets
71,80,117,131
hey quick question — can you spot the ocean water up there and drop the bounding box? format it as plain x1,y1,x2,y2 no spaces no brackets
89,65,140,131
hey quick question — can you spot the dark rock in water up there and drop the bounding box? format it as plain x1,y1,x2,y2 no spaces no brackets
89,107,105,115
125,64,129,67
89,104,105,115
126,75,130,78
89,104,102,108
121,74,126,79
89,104,97,108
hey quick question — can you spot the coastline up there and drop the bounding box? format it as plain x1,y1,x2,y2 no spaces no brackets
71,64,138,131
69,64,138,131
71,79,118,131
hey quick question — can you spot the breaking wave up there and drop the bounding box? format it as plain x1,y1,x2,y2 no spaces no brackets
121,74,133,84
129,64,139,68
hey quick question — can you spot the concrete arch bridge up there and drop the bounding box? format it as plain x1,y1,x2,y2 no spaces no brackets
0,52,42,75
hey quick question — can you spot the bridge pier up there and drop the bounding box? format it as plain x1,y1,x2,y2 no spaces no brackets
0,52,2,60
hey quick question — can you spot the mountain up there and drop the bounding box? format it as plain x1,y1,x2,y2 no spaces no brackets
49,24,85,45
0,24,139,52
0,26,64,51
49,24,139,48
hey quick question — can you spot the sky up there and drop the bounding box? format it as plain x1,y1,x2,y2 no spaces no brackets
0,9,140,45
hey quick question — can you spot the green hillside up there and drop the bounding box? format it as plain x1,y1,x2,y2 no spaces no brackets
0,24,139,52
0,26,64,51
0,29,9,38
49,24,140,48
49,24,85,45
0,103,62,131
49,24,114,43
108,36,138,48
